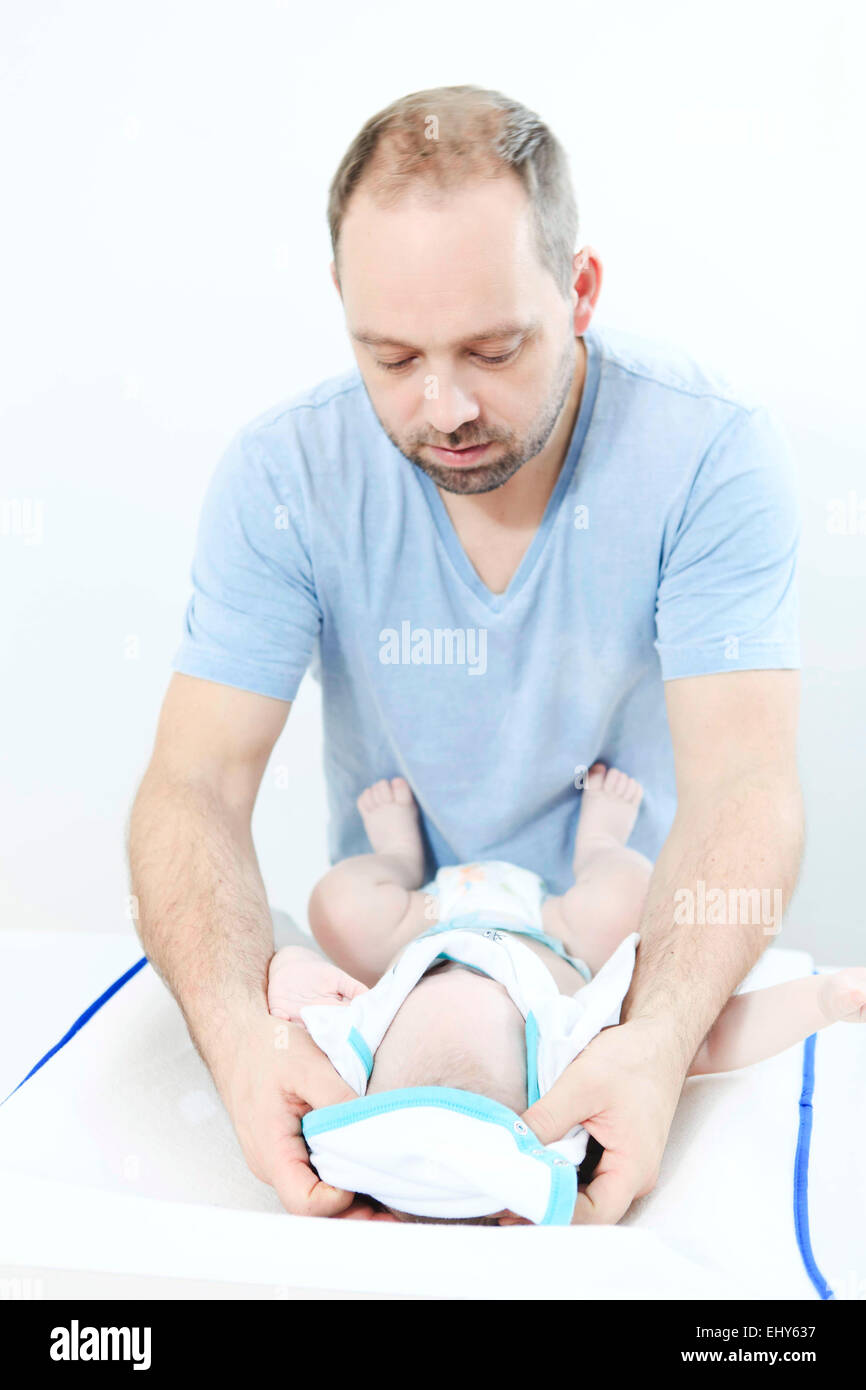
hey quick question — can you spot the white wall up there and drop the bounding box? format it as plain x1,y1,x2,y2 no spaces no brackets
1,0,863,960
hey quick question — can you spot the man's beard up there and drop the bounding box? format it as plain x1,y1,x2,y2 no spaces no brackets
376,334,578,496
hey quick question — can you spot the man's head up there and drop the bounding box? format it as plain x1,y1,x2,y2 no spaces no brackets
364,961,530,1225
327,86,601,495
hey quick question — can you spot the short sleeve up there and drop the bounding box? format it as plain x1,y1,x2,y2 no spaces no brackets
171,428,322,700
654,405,801,680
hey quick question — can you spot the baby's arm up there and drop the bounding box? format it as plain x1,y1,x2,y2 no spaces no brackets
687,967,866,1077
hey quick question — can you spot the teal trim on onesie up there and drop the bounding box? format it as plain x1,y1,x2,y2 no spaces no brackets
348,1026,374,1077
525,1012,541,1106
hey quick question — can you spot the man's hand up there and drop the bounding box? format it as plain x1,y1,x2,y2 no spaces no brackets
521,1017,688,1224
218,1012,376,1218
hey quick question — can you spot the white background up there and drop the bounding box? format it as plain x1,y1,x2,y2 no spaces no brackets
1,0,864,960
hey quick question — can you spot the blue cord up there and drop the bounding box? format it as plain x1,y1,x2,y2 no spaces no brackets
792,972,835,1299
1,955,148,1105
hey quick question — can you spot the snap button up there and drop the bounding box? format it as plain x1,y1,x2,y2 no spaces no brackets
513,1120,528,1135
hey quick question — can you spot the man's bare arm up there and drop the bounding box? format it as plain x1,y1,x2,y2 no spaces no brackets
622,668,805,1070
523,668,804,1223
126,672,357,1215
127,672,288,1080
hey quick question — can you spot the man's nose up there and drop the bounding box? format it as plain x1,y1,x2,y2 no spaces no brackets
421,373,481,438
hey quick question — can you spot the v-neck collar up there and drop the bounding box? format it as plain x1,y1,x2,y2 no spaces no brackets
414,325,602,614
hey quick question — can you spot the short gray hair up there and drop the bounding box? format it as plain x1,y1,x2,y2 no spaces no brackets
327,85,578,296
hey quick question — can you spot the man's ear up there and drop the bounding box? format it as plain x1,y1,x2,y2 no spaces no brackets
571,246,602,336
329,260,341,296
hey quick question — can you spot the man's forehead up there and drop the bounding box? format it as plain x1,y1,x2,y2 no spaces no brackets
336,177,543,301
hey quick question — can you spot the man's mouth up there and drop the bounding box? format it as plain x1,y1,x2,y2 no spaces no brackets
425,442,492,467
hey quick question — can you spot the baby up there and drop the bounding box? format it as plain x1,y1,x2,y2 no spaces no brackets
267,763,866,1224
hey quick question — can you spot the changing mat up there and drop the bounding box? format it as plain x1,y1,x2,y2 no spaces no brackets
0,925,863,1299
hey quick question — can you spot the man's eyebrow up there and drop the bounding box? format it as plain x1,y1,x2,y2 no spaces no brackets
351,320,539,350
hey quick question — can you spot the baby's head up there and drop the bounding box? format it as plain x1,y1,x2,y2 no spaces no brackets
364,961,529,1224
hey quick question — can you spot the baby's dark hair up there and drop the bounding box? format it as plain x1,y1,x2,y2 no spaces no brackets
367,1198,505,1226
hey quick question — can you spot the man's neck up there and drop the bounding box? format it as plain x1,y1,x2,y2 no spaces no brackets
437,335,587,532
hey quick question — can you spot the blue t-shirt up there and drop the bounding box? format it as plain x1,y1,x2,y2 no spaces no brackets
172,321,800,892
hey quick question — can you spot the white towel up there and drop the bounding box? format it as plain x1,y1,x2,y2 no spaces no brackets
0,927,863,1298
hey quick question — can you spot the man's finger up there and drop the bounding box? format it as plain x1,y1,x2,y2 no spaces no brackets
273,1161,357,1218
268,1126,357,1217
263,1028,362,1216
570,1161,640,1226
335,1199,399,1221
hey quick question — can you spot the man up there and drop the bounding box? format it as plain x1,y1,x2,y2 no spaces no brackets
128,85,803,1224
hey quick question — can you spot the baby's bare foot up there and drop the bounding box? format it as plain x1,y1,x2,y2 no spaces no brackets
818,967,866,1024
357,777,425,880
575,762,643,867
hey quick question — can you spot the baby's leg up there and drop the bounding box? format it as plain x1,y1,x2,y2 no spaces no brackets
688,967,866,1076
541,764,652,975
308,777,431,986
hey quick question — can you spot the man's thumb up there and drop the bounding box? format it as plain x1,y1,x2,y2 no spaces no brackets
296,1031,357,1110
522,1070,595,1146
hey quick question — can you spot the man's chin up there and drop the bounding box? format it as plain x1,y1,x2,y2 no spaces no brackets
408,453,525,495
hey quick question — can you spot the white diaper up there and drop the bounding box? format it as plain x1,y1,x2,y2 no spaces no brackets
422,859,592,983
300,926,639,1224
422,860,548,930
